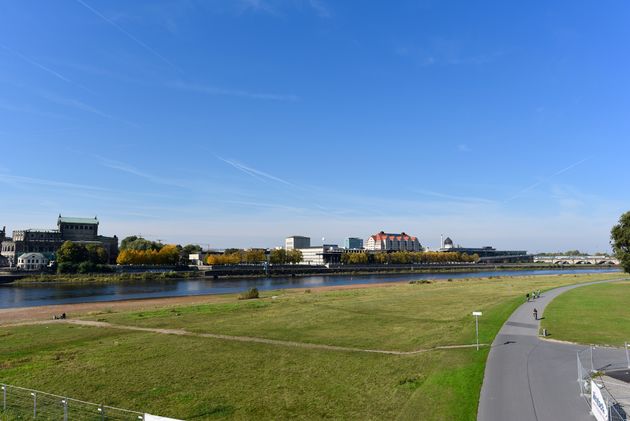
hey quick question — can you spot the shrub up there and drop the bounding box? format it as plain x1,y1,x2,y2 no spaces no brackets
57,262,77,274
77,261,97,274
239,288,259,300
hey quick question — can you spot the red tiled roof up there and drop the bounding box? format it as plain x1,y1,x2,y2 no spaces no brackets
370,232,417,242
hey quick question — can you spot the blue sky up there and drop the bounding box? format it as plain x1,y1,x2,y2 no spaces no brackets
0,0,628,252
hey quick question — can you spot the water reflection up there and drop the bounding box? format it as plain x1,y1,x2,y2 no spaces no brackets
0,268,619,309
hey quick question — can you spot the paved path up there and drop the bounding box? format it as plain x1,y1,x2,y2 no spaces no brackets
478,277,629,421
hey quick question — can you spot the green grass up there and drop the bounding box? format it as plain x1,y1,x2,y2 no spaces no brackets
0,273,620,420
542,279,630,346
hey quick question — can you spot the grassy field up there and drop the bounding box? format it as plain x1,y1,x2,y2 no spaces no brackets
542,279,630,346
0,272,619,420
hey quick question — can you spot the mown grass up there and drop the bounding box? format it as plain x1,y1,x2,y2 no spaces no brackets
0,273,619,420
542,279,630,346
90,273,616,351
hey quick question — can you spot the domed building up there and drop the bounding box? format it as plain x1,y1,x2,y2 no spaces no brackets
438,234,531,263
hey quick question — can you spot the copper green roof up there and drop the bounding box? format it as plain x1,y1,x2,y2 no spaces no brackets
58,216,99,224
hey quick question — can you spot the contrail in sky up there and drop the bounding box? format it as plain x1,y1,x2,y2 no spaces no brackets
505,157,589,202
218,157,293,186
74,0,180,71
0,44,71,83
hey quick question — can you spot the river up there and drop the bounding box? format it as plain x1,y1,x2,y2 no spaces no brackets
0,268,620,309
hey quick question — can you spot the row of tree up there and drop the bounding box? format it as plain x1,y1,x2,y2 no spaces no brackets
117,236,202,266
205,249,303,265
341,251,479,265
116,245,180,265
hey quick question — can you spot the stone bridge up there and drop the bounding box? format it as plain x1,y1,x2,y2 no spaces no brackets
533,255,619,265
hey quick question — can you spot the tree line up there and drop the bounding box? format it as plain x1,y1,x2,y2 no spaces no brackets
341,251,480,265
116,236,200,265
206,248,302,265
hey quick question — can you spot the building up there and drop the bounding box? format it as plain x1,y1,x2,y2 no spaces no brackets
298,244,343,265
188,252,209,266
439,236,531,263
1,215,118,267
344,237,364,250
16,252,49,271
365,231,422,252
285,236,311,250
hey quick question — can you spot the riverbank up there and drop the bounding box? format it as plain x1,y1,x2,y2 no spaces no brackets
10,270,200,285
4,263,618,285
0,271,619,324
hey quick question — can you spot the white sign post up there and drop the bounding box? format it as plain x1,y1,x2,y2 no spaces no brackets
472,312,482,351
591,380,608,421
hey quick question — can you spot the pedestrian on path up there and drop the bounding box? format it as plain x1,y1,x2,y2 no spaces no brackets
526,293,530,302
533,308,538,320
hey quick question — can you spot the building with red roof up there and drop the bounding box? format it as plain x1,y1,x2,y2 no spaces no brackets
366,231,422,252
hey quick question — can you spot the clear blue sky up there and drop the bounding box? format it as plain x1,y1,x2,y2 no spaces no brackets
1,0,628,252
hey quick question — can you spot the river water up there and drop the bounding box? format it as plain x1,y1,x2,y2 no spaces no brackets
0,268,620,309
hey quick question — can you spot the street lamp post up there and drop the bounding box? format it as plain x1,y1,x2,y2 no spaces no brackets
472,311,483,351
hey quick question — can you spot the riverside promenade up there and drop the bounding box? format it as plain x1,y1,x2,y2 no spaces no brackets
478,276,629,421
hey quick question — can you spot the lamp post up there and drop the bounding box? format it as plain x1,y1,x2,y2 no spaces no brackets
472,311,483,351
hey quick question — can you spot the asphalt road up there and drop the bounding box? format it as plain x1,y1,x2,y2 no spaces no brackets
478,277,629,421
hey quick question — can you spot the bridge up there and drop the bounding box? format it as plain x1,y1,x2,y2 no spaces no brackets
533,255,619,265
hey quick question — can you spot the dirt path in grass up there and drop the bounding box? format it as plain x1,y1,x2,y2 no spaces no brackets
2,318,486,356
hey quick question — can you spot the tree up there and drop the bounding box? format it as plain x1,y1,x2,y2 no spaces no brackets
120,236,139,250
158,245,180,265
244,249,266,263
120,236,163,251
611,211,630,273
56,241,88,264
287,249,303,264
269,249,287,264
86,244,108,264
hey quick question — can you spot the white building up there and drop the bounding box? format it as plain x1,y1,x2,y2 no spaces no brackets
188,253,209,266
297,245,343,265
17,252,49,271
365,231,422,252
285,236,311,250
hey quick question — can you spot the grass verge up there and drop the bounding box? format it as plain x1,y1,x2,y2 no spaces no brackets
542,279,630,346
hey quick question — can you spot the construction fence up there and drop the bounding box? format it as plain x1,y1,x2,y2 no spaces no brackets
0,383,179,421
577,346,629,421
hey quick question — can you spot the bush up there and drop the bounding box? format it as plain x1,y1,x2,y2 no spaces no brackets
77,261,98,274
57,262,78,274
239,288,259,300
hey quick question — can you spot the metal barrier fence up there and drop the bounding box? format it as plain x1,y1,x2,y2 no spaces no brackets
1,383,145,421
577,346,630,421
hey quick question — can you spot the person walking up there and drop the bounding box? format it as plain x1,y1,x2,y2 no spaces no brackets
533,308,538,320
526,293,530,302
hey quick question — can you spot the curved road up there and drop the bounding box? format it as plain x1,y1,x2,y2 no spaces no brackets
478,277,630,421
